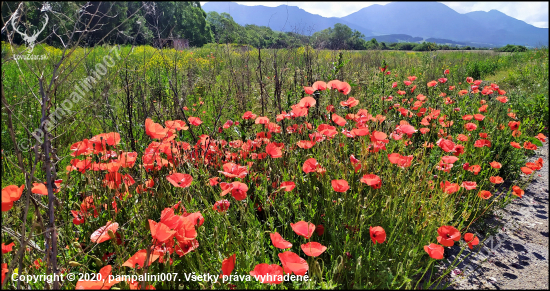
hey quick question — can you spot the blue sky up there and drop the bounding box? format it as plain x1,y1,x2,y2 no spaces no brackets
200,2,549,28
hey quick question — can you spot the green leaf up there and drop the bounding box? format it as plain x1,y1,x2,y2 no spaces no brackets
528,137,543,147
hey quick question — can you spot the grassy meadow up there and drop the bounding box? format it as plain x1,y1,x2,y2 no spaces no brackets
1,42,549,289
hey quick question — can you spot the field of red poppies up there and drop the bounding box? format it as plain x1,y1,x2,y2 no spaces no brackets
1,45,549,289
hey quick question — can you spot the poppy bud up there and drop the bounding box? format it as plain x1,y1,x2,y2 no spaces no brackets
69,261,82,267
92,256,103,267
72,242,82,249
108,229,116,240
315,225,325,236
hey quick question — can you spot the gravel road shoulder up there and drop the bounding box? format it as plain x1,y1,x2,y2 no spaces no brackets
429,143,548,289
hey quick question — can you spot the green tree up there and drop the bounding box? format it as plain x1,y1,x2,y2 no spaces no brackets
145,2,212,46
206,11,243,44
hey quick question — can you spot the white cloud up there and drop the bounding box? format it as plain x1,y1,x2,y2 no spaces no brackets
201,2,548,28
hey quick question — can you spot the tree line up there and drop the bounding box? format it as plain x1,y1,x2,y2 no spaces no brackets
0,2,511,51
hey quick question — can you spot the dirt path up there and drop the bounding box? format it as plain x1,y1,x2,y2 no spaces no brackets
434,143,549,289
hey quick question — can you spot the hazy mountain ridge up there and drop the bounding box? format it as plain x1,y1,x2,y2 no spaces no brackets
202,2,548,47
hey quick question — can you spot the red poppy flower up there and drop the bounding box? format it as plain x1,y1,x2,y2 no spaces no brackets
175,239,200,257
387,153,414,168
521,167,533,175
149,220,176,243
526,162,542,171
213,200,230,213
221,254,236,277
512,186,524,198
437,138,456,153
297,140,316,149
510,142,522,149
437,226,461,247
166,119,189,131
220,181,249,201
91,221,119,244
270,232,292,249
467,164,481,175
290,221,315,239
252,116,270,125
2,185,24,212
478,190,492,199
280,181,296,192
301,242,327,257
278,251,309,276
312,81,328,91
249,264,284,284
473,114,485,121
489,176,504,184
303,86,315,95
166,173,193,188
360,174,382,189
331,114,347,126
535,133,546,142
464,233,479,249
440,181,460,194
464,123,477,132
159,207,183,229
122,249,161,269
424,243,444,259
209,177,220,186
174,217,198,243
331,179,349,192
489,161,502,169
90,132,121,147
427,81,437,87
266,142,283,158
456,134,468,142
145,118,174,140
70,139,94,156
474,139,491,148
295,97,316,110
496,96,508,103
441,156,459,164
242,111,258,120
340,97,360,108
302,158,320,173
461,181,477,190
2,242,15,254
523,141,538,150
219,162,248,179
188,117,203,126
76,265,122,290
315,225,325,236
328,80,351,95
370,226,386,244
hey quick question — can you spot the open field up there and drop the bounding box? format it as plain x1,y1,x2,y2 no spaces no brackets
1,43,548,289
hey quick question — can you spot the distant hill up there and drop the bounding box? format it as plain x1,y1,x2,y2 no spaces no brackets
202,2,373,37
464,10,549,47
202,2,548,47
364,34,423,43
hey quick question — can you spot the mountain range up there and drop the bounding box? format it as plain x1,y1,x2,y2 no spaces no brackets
202,2,548,47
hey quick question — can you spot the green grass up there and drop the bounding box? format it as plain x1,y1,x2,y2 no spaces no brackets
1,43,548,289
